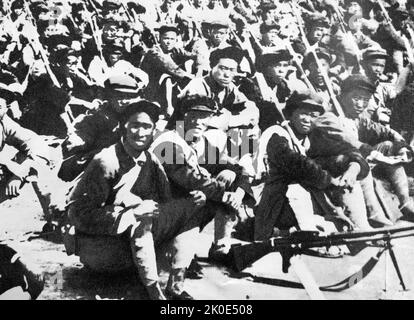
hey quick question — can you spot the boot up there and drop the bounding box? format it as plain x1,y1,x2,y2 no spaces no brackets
165,268,194,300
145,282,166,300
360,174,394,228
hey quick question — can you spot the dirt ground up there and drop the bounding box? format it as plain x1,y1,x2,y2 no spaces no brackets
2,180,414,301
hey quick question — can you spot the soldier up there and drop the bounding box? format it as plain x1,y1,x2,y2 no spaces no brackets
66,100,206,300
140,25,197,117
337,75,414,220
255,49,308,130
255,90,372,244
88,39,149,87
59,74,146,181
361,48,412,124
302,47,341,112
0,97,48,300
179,46,259,132
305,15,331,47
151,94,255,264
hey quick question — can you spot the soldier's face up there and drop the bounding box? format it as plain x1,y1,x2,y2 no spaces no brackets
264,61,290,83
184,110,213,141
341,88,372,119
102,24,119,41
290,107,321,136
347,2,363,16
211,28,229,46
160,31,178,52
364,58,386,81
212,58,238,87
263,29,279,46
309,26,329,43
124,112,155,152
108,52,122,65
308,58,330,87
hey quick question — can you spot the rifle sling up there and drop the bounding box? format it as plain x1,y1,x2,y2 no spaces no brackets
319,247,387,292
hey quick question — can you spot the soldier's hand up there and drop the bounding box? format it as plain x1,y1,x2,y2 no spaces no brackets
222,190,244,211
2,161,30,181
338,163,360,191
330,176,345,188
6,175,22,198
133,200,160,218
190,190,206,207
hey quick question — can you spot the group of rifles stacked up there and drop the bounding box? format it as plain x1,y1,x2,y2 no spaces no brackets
2,0,414,300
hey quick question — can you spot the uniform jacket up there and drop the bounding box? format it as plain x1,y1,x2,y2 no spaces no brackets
150,130,252,202
254,123,333,240
68,142,172,236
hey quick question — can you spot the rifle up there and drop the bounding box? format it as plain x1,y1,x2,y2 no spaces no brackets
229,226,414,273
290,1,345,117
23,2,61,89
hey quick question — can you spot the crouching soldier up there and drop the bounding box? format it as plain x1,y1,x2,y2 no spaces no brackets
66,101,206,300
0,98,45,299
255,91,372,244
150,95,255,264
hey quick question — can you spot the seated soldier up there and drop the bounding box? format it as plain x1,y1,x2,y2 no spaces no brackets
179,46,259,133
310,75,414,222
0,98,45,300
302,47,341,113
150,95,255,263
88,39,149,88
255,49,308,130
140,25,198,117
59,74,146,181
255,91,372,243
66,101,205,300
361,48,412,125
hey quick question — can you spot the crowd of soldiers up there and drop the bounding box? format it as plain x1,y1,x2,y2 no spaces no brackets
2,0,414,300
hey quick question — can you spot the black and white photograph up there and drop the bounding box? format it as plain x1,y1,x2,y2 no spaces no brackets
1,0,414,303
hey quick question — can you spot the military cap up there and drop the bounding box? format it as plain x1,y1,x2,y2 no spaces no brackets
103,38,125,54
30,0,49,13
303,47,332,67
257,2,277,13
127,2,146,14
362,47,388,61
390,7,410,20
49,44,76,65
259,21,280,34
343,0,363,7
179,95,219,115
122,100,161,124
341,74,376,95
102,0,121,10
306,15,331,29
209,19,230,29
11,0,24,10
285,90,326,117
156,25,180,35
104,75,141,94
44,33,72,48
210,46,245,67
256,49,292,72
